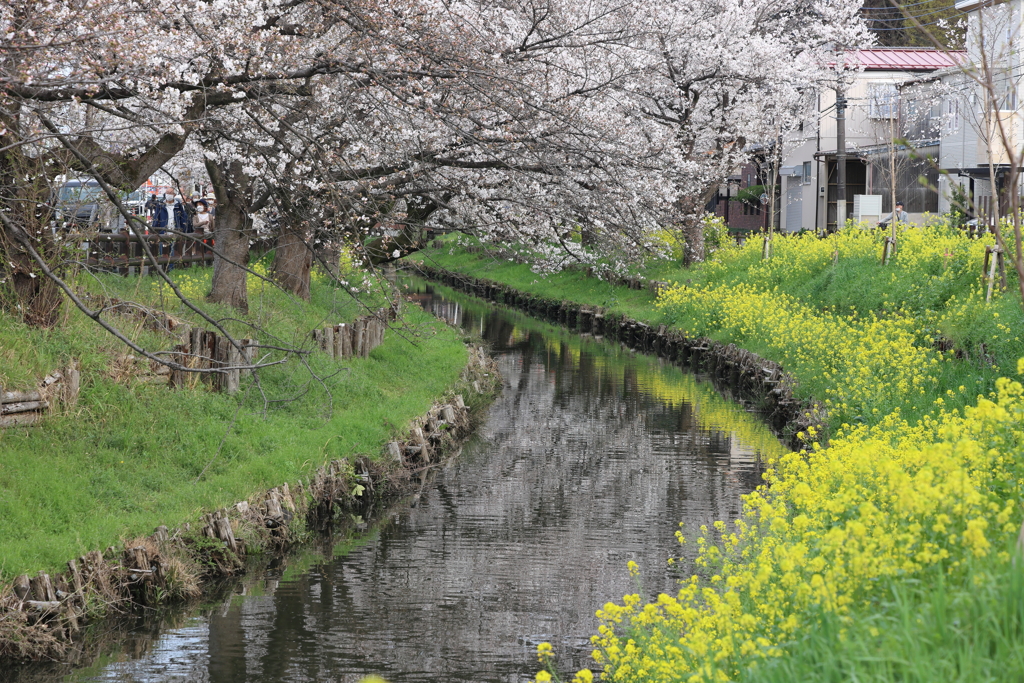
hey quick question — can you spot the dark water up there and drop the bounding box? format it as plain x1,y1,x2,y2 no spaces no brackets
11,281,783,683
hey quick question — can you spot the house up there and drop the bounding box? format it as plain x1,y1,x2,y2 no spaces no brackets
938,0,1024,228
772,48,963,233
708,161,768,236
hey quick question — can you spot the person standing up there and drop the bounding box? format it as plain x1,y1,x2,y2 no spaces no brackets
172,195,195,263
193,200,212,233
144,193,160,226
193,199,213,262
151,195,169,232
172,195,193,233
151,195,175,268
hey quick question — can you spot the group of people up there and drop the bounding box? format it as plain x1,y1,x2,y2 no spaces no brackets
142,192,216,266
144,192,215,235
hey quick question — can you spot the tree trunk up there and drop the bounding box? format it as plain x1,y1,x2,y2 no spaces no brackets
681,216,705,267
678,189,714,267
0,134,64,327
209,199,250,312
315,244,341,277
1,245,64,327
273,223,312,300
205,160,253,312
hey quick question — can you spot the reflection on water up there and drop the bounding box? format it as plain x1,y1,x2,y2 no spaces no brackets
15,281,782,683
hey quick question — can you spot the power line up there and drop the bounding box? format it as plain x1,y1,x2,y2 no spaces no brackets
869,16,964,30
862,0,956,11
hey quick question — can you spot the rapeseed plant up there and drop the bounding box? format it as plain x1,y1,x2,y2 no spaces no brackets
583,375,1024,681
524,222,1024,682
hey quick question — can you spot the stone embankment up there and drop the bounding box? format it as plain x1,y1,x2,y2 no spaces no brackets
414,263,824,444
0,342,500,664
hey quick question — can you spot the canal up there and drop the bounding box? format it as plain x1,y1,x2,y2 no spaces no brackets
8,279,785,683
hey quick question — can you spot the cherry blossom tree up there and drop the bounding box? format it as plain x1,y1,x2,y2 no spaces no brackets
2,0,870,330
607,0,870,264
0,0,357,319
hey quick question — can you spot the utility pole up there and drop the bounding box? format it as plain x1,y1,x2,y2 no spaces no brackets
835,85,847,234
723,182,730,227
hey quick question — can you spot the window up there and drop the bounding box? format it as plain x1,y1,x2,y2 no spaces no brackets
868,82,899,120
802,161,812,185
946,98,960,133
1001,83,1018,111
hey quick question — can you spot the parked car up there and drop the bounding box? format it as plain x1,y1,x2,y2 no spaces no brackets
53,178,148,231
54,177,104,228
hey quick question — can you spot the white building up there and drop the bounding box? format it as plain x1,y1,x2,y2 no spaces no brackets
777,48,963,232
939,0,1024,227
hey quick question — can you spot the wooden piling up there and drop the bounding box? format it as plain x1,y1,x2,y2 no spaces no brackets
333,325,344,358
324,325,335,359
353,319,365,357
31,571,56,602
225,343,241,394
339,323,352,357
13,575,30,601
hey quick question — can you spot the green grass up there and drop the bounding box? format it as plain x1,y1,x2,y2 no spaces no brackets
414,230,1024,430
742,549,1024,683
420,229,1024,370
0,267,467,580
413,239,671,326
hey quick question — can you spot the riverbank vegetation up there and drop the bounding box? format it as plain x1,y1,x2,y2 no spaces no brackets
0,264,468,581
414,222,1024,682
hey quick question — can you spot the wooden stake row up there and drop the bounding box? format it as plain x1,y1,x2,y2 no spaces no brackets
312,307,397,360
0,365,80,429
167,328,256,394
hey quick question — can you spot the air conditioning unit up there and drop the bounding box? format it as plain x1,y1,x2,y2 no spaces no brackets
853,194,883,226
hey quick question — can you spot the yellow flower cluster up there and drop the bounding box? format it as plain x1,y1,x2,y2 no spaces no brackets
154,268,210,301
582,223,1023,682
657,281,942,426
247,259,272,298
588,374,1024,682
700,221,990,297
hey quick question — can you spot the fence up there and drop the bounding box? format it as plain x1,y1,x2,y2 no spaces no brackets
71,232,215,273
167,328,257,395
0,365,81,429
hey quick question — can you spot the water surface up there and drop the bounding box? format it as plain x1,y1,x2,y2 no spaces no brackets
11,280,783,683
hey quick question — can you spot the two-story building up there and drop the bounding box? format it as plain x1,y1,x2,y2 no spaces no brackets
769,48,963,234
939,0,1023,228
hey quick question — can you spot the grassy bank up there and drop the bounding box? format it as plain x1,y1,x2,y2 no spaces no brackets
415,242,668,328
413,224,1024,683
0,264,467,581
416,224,1019,433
